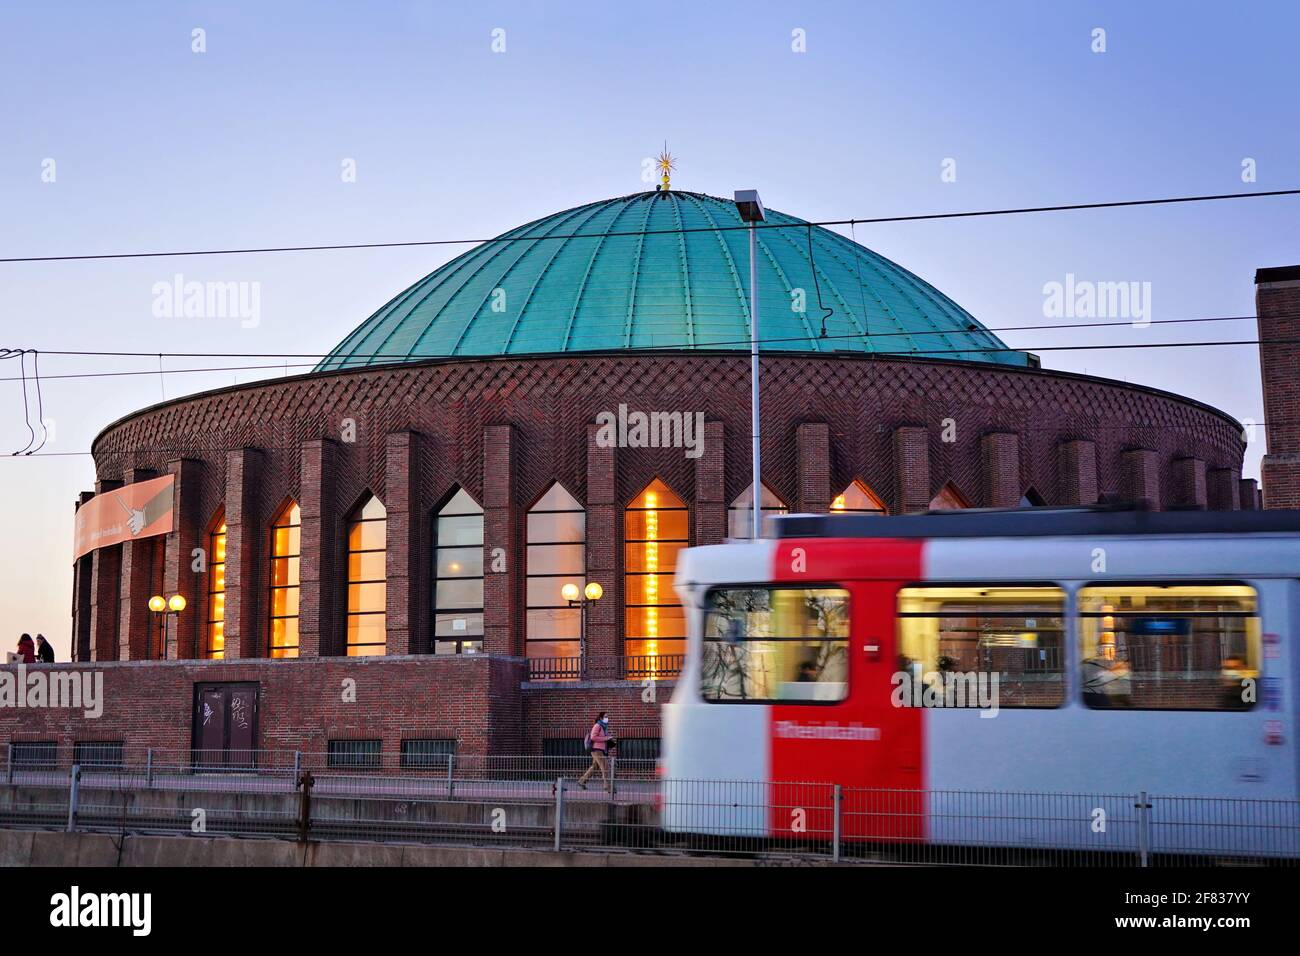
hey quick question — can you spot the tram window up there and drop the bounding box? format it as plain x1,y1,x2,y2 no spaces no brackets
701,588,850,703
897,586,1067,708
1077,584,1260,711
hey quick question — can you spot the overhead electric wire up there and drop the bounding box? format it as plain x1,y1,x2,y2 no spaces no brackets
0,335,1293,385
1,314,1263,363
1,188,1297,264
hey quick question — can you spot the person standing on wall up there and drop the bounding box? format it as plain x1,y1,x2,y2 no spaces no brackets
577,711,616,793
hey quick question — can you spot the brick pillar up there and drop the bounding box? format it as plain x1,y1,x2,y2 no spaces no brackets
222,448,264,659
118,468,159,660
694,421,725,545
482,425,517,657
384,431,421,656
1171,457,1208,509
1121,449,1161,509
1208,467,1241,511
87,478,122,662
1256,266,1300,508
586,424,618,678
162,458,202,659
71,491,95,662
1058,440,1099,505
981,432,1020,508
1239,477,1261,510
796,422,830,513
299,439,338,658
893,426,931,514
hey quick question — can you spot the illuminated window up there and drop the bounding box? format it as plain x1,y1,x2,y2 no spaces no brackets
728,482,788,539
1078,584,1260,711
831,479,887,515
701,588,850,702
928,482,971,511
433,488,484,655
206,511,227,659
625,479,688,674
269,501,301,659
525,484,585,661
346,495,387,657
897,586,1066,708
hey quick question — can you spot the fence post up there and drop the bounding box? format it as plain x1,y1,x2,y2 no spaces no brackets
832,784,842,862
5,742,12,784
293,750,302,783
554,778,565,851
296,770,315,842
1136,791,1151,867
66,764,82,832
446,753,455,799
145,748,154,789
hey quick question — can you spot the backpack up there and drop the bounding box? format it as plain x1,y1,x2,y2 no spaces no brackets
582,728,593,752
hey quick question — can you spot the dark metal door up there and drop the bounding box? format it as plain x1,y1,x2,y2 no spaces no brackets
192,682,259,771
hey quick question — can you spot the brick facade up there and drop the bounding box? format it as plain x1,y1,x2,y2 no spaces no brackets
42,349,1255,757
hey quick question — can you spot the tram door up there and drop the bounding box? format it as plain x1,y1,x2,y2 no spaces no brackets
769,541,924,842
192,682,259,770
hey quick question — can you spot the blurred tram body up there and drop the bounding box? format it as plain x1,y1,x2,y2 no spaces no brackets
660,507,1300,851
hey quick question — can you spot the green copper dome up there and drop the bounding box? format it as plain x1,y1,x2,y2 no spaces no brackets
316,191,1028,370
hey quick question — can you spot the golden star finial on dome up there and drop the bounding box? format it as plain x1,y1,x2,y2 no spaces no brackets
656,143,676,191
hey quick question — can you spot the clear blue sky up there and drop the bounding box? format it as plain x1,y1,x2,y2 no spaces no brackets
3,1,1297,657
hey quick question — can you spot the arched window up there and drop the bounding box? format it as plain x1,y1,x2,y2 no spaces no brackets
728,482,788,539
269,501,301,658
625,479,689,673
433,488,484,655
831,479,887,515
346,495,387,657
525,484,585,661
206,511,227,659
929,482,971,511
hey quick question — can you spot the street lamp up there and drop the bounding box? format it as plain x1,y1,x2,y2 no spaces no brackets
735,189,766,539
562,581,604,679
147,593,186,660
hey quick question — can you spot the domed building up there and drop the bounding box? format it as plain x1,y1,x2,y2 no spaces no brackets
55,187,1266,762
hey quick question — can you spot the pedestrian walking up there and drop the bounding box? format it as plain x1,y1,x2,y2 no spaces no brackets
576,711,616,792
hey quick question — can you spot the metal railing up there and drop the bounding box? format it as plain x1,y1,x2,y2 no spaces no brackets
526,654,684,682
2,748,1296,864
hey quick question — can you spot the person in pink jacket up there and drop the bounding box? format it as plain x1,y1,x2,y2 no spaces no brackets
577,711,615,792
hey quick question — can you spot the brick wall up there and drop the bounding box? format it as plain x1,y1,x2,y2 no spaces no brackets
76,351,1246,666
0,655,531,760
1257,267,1300,508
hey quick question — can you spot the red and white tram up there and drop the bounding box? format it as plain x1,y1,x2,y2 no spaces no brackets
660,507,1300,849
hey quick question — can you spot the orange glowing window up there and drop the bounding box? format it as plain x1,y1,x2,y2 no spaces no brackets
830,479,887,515
624,479,688,675
269,500,301,659
928,482,971,511
206,512,227,659
346,495,387,657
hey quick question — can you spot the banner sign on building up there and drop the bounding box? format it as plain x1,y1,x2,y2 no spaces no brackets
73,475,175,562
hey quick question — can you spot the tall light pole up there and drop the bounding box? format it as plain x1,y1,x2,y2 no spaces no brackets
734,190,766,538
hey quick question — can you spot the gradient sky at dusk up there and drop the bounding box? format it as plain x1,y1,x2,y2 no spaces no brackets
3,1,1298,657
